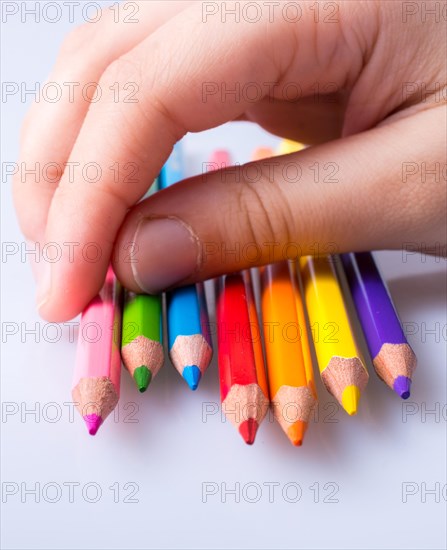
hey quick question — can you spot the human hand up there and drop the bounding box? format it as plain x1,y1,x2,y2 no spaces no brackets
13,0,446,322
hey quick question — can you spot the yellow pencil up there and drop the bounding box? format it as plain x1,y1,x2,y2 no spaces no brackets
277,139,306,155
299,255,369,415
276,138,368,414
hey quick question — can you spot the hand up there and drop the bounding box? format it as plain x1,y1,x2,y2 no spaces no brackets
13,0,446,322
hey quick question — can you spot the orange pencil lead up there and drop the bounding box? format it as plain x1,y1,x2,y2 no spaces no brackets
287,421,307,447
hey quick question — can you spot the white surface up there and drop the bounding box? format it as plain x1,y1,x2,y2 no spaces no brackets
1,6,446,550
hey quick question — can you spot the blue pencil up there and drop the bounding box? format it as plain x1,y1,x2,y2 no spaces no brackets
160,143,213,390
159,143,183,190
141,176,159,199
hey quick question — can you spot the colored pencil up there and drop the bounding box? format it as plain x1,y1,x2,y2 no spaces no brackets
216,272,269,444
252,147,275,161
121,292,163,392
208,149,232,170
122,176,164,392
159,142,183,189
72,266,123,435
166,284,212,390
341,252,417,399
275,140,369,414
277,139,306,155
271,142,317,401
262,149,317,399
261,262,316,446
141,177,159,200
300,256,369,415
160,142,213,390
290,262,318,401
253,145,316,444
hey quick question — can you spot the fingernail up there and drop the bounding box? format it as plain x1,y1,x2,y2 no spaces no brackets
132,216,200,293
36,258,52,311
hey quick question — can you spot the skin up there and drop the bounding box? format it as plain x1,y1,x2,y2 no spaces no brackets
13,0,446,322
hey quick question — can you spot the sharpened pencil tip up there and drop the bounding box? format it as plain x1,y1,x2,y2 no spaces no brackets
393,375,412,399
239,418,259,445
287,421,307,446
341,385,361,416
182,365,201,391
133,366,152,393
83,414,103,435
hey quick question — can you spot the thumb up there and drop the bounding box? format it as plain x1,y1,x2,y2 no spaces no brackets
114,107,445,293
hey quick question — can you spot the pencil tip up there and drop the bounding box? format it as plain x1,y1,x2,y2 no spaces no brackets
239,418,259,445
287,421,307,446
341,385,361,416
393,375,412,399
83,414,103,435
182,365,201,391
133,366,152,393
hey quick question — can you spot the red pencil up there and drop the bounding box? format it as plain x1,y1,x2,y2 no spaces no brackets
216,272,269,444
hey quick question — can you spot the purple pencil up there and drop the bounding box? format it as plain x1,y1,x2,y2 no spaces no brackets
341,252,417,399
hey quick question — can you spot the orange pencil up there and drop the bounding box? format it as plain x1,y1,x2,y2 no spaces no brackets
260,261,317,446
251,147,275,161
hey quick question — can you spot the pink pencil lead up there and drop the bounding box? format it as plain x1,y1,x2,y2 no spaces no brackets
83,414,103,436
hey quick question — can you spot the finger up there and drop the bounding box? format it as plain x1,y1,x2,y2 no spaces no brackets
39,1,365,321
244,94,347,145
13,1,194,242
113,107,446,293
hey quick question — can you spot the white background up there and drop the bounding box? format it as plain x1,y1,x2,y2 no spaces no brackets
1,3,446,549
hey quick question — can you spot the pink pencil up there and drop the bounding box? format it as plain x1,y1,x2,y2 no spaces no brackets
208,149,232,170
72,267,123,435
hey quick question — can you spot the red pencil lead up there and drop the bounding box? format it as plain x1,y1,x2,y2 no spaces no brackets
239,418,259,445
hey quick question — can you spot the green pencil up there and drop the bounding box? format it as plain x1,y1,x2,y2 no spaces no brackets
121,292,164,392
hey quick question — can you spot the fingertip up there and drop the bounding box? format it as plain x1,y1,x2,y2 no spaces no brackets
37,257,110,322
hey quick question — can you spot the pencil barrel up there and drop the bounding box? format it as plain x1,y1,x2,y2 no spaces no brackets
72,267,123,434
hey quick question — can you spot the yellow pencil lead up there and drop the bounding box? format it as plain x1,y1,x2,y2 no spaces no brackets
341,385,361,416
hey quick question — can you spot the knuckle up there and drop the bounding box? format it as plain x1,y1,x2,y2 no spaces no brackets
238,168,294,253
99,56,142,90
243,188,272,244
59,24,95,58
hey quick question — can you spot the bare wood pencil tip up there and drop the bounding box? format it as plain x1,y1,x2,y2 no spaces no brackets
272,386,316,445
121,336,164,382
170,334,212,378
223,383,269,442
321,357,368,412
72,376,119,425
373,343,417,397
